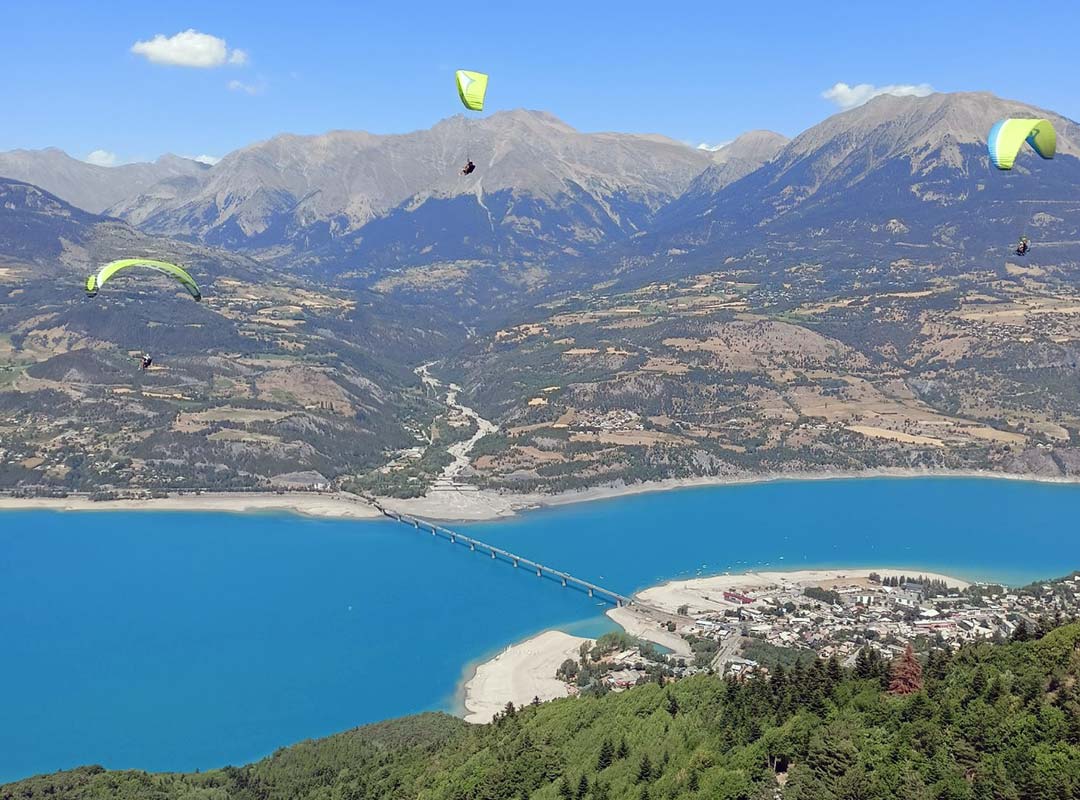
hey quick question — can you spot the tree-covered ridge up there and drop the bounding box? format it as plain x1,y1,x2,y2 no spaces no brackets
6,624,1080,800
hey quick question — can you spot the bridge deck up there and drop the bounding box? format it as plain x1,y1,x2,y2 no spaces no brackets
371,501,638,608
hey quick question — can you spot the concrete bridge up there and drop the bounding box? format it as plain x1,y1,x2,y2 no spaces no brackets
371,500,638,608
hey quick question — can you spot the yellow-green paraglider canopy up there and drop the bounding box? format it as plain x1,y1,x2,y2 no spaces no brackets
456,70,489,112
85,259,201,301
987,118,1056,170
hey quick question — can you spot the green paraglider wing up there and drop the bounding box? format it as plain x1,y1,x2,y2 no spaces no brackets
456,70,489,111
86,259,201,301
987,118,1056,170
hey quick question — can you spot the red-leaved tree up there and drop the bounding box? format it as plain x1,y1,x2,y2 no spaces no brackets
889,644,924,695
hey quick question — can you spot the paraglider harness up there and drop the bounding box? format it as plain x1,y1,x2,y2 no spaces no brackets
461,160,476,175
1016,237,1030,257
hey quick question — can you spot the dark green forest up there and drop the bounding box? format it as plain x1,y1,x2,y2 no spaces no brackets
5,623,1080,800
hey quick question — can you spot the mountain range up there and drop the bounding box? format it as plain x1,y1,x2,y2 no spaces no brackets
4,90,1080,492
0,150,209,216
649,92,1080,283
4,92,1078,300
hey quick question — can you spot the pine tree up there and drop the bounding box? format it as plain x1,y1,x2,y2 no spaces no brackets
791,660,807,703
889,644,923,695
770,663,788,697
1036,615,1053,639
687,769,700,792
616,737,630,760
665,691,679,717
597,738,614,771
854,646,874,679
531,695,541,707
825,655,843,691
971,667,988,696
558,778,573,800
1011,619,1031,642
576,774,589,800
637,753,653,783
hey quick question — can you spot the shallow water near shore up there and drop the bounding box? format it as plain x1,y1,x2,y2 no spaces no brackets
3,477,1079,782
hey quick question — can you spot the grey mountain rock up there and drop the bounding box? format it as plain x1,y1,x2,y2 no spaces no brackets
654,92,1080,276
0,149,208,215
105,110,714,257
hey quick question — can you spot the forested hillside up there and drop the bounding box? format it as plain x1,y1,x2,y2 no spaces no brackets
7,623,1079,800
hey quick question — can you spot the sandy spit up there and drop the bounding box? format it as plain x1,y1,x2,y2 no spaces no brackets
635,567,972,616
462,630,591,724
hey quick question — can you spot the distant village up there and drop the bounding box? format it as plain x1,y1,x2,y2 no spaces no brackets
679,571,1078,676
556,571,1080,692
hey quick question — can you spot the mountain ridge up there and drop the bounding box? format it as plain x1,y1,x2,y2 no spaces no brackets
0,149,209,216
647,91,1080,280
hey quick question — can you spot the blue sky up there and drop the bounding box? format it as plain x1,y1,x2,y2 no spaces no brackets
3,1,1080,164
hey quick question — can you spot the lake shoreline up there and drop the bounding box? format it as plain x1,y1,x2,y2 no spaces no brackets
5,467,1078,522
0,490,383,519
390,467,1080,521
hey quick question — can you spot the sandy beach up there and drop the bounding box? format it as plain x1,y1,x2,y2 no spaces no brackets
0,491,383,519
382,466,1080,522
462,630,591,724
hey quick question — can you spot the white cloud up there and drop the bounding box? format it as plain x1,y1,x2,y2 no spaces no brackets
822,82,934,110
183,154,221,165
696,140,732,152
85,149,120,167
228,79,264,96
131,29,247,68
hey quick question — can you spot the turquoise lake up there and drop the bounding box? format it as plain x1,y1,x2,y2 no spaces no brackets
3,477,1080,782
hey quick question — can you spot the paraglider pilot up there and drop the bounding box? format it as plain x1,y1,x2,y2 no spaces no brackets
461,160,476,175
140,354,153,371
1016,236,1030,257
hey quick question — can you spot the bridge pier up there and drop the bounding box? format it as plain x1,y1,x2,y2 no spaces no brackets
513,558,519,568
536,567,542,577
469,542,475,551
490,549,496,559
561,577,567,587
450,534,456,543
588,587,594,598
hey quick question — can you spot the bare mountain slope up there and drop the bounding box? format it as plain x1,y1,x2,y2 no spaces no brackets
652,92,1080,279
655,130,788,225
0,177,456,491
107,110,714,257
